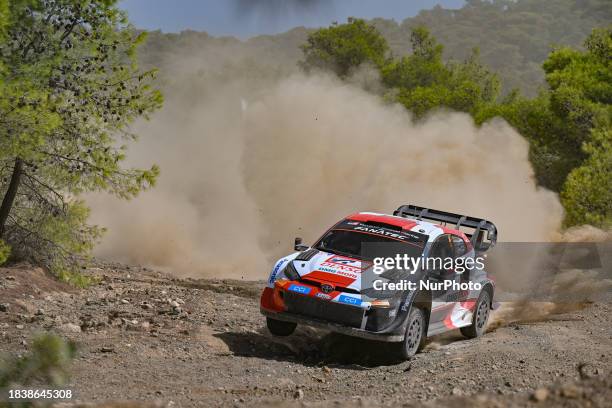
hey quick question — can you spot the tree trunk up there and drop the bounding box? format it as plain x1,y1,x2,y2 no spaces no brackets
0,158,23,239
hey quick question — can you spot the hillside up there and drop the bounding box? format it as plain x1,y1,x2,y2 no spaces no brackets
374,0,611,94
137,0,611,95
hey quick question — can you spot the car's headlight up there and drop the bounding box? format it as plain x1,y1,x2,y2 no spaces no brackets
282,261,300,281
370,299,391,308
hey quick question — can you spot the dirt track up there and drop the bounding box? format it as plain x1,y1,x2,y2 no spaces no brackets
1,263,611,407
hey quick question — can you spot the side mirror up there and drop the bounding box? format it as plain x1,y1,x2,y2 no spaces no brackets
294,237,309,252
428,269,443,280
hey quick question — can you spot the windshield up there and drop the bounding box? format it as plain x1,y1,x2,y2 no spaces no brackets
315,220,427,260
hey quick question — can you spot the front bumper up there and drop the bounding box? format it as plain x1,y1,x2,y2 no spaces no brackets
261,308,404,342
260,282,407,342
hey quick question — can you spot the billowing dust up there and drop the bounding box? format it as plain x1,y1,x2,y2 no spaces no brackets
488,226,612,330
88,73,563,278
86,35,609,328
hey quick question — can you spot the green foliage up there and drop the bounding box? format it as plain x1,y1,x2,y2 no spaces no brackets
541,28,611,227
0,239,9,265
385,28,501,118
0,333,76,389
382,0,612,95
0,0,163,276
544,27,611,140
305,21,500,119
0,0,7,40
56,266,99,288
300,18,389,77
561,128,612,227
478,28,611,226
389,48,501,118
476,92,583,191
381,28,448,89
8,199,104,276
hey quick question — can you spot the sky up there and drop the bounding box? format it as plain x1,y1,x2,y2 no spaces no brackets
119,0,466,38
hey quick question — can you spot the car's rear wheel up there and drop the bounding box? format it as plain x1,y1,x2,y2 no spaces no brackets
398,307,426,360
460,290,491,339
266,317,297,336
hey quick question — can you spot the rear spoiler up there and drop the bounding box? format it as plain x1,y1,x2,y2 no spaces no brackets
393,204,497,252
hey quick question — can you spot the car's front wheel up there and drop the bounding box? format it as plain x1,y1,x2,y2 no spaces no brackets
266,317,297,336
398,307,426,360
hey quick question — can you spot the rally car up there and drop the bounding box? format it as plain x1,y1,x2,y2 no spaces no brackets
260,204,498,359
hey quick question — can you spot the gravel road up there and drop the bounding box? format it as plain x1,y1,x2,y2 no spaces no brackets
1,263,610,407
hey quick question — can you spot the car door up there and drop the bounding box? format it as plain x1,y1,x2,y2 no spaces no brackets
427,234,460,330
450,234,470,300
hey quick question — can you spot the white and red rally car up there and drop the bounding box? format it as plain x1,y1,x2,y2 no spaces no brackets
261,204,498,359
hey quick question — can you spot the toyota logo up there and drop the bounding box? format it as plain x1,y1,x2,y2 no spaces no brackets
321,284,334,294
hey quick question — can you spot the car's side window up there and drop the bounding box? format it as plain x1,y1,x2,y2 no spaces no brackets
428,234,454,277
452,235,467,257
431,234,453,259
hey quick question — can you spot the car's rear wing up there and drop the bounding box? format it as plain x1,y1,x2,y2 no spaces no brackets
393,204,498,252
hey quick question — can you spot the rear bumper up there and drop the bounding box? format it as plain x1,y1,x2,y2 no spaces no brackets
261,308,404,342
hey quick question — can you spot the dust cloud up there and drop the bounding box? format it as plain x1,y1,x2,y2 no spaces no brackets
489,226,611,329
88,64,565,279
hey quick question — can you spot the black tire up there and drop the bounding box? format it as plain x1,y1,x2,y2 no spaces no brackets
398,307,427,360
266,317,297,336
460,290,491,339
